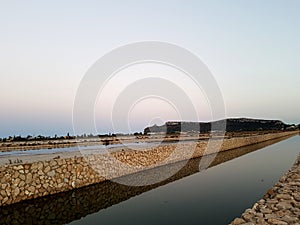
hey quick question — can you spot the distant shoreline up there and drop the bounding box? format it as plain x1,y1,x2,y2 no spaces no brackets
1,117,298,153
0,130,290,153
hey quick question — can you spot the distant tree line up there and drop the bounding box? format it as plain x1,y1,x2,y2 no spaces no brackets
0,132,144,142
0,133,75,142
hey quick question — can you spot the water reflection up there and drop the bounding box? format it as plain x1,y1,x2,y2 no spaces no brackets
0,136,292,225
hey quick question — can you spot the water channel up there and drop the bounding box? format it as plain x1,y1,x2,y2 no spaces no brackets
0,135,299,225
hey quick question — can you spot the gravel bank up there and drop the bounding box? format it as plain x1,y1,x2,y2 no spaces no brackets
230,153,300,225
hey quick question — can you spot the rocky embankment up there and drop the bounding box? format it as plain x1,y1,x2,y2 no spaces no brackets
0,131,298,207
0,136,294,225
230,154,300,225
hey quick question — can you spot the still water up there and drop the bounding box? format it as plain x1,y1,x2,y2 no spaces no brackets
1,135,299,225
0,142,155,157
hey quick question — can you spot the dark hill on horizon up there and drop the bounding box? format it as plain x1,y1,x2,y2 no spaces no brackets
143,118,298,135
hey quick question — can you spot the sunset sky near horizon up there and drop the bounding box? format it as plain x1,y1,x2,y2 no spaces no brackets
0,0,299,137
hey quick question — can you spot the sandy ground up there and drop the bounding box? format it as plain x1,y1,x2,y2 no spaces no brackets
0,150,80,166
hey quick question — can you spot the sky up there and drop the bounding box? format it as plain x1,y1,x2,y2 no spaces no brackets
0,0,299,137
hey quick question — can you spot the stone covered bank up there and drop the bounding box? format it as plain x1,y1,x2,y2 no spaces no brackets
0,131,298,207
230,153,300,225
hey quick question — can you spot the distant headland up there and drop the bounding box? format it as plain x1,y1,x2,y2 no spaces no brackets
0,118,299,144
144,118,300,135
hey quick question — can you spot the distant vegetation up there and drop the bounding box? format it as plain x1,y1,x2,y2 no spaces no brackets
0,133,75,143
0,132,142,143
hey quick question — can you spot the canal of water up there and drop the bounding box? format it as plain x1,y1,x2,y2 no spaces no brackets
0,135,299,225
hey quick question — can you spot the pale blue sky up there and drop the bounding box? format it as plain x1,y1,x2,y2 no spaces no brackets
0,0,299,137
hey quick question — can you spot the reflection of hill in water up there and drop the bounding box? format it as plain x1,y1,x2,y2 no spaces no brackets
0,136,290,225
